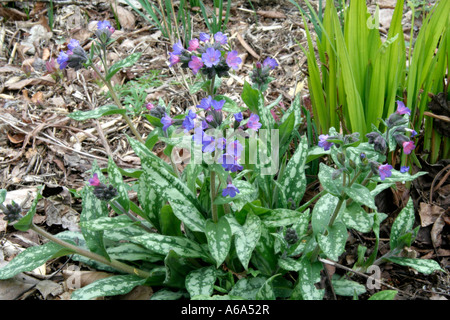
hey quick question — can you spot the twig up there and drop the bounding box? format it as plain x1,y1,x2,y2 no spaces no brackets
318,258,413,298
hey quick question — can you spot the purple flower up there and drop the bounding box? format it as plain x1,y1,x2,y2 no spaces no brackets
226,50,241,70
97,20,112,30
197,96,212,110
402,141,415,154
400,166,409,173
226,140,244,158
234,112,243,122
95,20,115,39
378,164,393,180
405,128,417,137
161,114,174,131
318,134,334,151
67,39,80,51
222,182,240,198
247,113,262,131
211,99,225,110
57,51,70,69
221,154,243,172
205,114,214,122
172,41,184,55
188,38,199,51
146,103,155,111
188,55,204,75
263,57,278,70
396,100,411,115
182,110,197,132
168,52,180,67
89,173,101,186
202,47,222,68
214,32,228,45
199,33,210,42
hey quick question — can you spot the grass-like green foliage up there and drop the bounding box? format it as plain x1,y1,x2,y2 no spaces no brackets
296,0,406,137
199,0,231,34
405,0,449,163
125,0,192,44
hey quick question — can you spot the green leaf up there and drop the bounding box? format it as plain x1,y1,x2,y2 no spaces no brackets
150,289,187,300
390,198,415,250
144,114,163,128
106,52,142,81
331,278,366,297
215,94,245,113
80,184,110,260
292,256,324,300
159,204,182,237
341,202,374,233
0,241,71,279
255,274,279,300
80,215,138,231
241,81,260,114
386,257,443,275
71,275,146,300
229,276,267,300
344,183,376,210
278,257,303,272
311,193,343,235
107,157,130,213
317,221,348,261
13,188,42,231
138,171,163,230
163,250,197,288
131,233,209,260
368,290,398,300
141,157,206,233
234,213,262,270
0,189,6,203
262,208,309,228
318,163,342,196
205,217,232,268
278,135,308,207
67,105,126,121
107,243,163,262
214,180,258,212
126,136,173,173
252,225,278,275
185,266,217,298
372,170,428,184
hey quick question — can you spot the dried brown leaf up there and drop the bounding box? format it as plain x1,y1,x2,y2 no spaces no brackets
431,214,446,248
419,202,444,227
256,10,287,19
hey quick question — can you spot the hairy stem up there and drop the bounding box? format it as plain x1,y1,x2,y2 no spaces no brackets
30,223,150,279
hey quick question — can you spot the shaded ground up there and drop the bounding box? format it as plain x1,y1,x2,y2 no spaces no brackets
0,0,448,300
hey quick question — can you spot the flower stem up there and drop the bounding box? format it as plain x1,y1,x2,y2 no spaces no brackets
210,170,218,223
90,64,145,144
29,223,150,279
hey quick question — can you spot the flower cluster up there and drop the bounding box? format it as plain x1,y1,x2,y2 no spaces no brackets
88,173,119,201
57,21,115,71
250,57,279,90
1,201,22,223
168,32,242,79
318,101,417,181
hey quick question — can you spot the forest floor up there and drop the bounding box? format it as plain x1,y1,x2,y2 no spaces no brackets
0,0,448,300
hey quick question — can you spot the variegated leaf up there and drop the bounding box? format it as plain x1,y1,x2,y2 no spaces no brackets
293,257,324,300
255,274,278,300
278,135,308,207
386,257,443,275
390,197,415,250
331,278,366,296
205,217,232,268
235,213,262,270
317,221,348,261
67,105,126,121
262,208,309,228
229,276,267,300
138,171,163,230
71,274,146,300
185,266,217,298
13,188,42,231
344,183,376,210
131,233,209,260
107,157,130,213
311,193,343,235
318,163,343,196
341,202,374,233
80,215,138,231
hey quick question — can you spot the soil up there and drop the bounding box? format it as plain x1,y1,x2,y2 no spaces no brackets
0,0,448,300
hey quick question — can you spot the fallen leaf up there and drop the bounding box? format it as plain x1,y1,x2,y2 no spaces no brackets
120,286,153,300
0,271,39,300
32,91,45,105
419,202,444,227
36,280,63,299
236,33,260,59
111,3,136,30
5,75,55,90
7,132,25,144
431,214,446,248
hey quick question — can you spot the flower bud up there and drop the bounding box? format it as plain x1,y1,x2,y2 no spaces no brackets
1,201,22,223
149,105,167,119
92,184,119,202
337,152,346,166
285,228,299,245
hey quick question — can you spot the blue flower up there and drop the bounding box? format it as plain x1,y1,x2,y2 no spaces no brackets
222,182,240,198
197,96,212,110
199,33,210,42
161,114,174,131
263,57,278,70
172,41,184,55
67,39,80,51
214,32,228,45
247,113,262,131
182,110,197,132
234,112,243,122
400,166,409,173
211,99,225,111
379,164,393,181
318,134,334,151
57,51,69,69
202,47,221,68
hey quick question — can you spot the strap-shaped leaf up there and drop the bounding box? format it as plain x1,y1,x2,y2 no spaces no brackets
255,274,279,300
385,257,443,275
163,250,197,288
262,208,309,228
131,233,209,260
368,290,398,300
67,105,126,121
390,197,415,250
138,171,163,230
317,221,348,261
107,243,163,262
234,213,262,270
0,189,6,203
126,136,173,173
141,156,206,232
107,157,130,213
205,217,232,268
71,274,146,300
185,266,217,298
80,215,138,231
0,241,72,280
331,278,366,297
106,52,142,81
